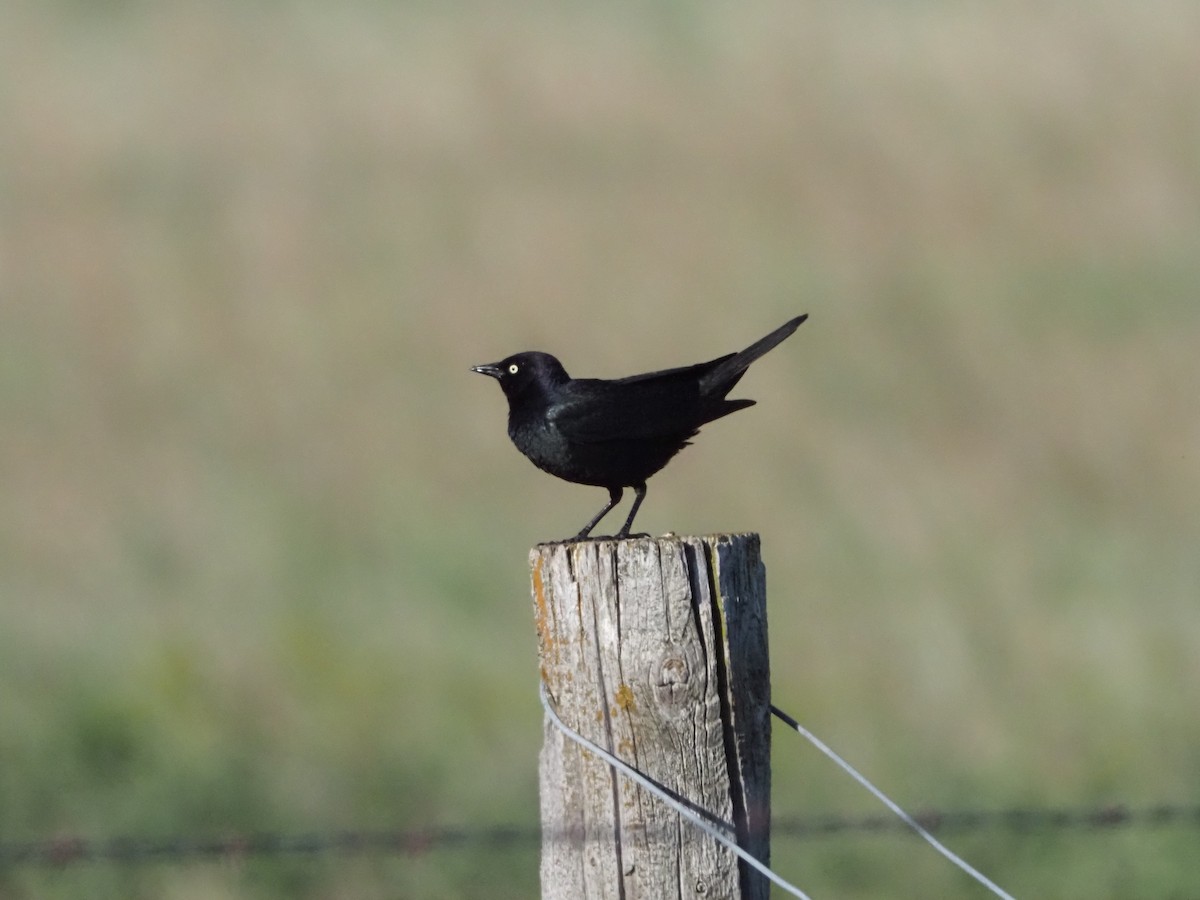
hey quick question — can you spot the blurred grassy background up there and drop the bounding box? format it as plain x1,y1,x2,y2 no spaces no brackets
2,0,1198,897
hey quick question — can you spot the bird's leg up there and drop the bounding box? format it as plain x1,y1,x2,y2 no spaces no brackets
615,483,648,539
575,486,623,539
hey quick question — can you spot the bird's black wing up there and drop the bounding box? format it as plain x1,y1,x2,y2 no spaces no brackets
611,354,733,387
547,360,747,443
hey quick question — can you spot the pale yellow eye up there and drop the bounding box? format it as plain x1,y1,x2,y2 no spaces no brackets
508,363,519,375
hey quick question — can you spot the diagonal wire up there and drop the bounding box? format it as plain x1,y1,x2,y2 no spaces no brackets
771,704,1016,900
539,682,813,900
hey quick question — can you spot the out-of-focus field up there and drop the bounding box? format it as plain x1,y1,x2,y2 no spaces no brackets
2,1,1198,897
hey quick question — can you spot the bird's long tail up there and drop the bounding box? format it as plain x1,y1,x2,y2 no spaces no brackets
699,314,807,396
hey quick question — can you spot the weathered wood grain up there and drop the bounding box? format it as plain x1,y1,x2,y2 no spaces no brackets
531,534,770,900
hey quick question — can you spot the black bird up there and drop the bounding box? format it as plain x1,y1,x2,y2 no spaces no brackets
472,314,807,540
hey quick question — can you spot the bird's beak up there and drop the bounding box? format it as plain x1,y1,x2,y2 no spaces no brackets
471,363,504,379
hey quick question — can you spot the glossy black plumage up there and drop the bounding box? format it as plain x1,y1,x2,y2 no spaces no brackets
472,314,807,540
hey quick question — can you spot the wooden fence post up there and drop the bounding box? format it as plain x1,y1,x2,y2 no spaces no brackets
531,533,771,900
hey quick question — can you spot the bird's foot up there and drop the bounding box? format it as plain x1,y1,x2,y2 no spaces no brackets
536,534,605,547
536,532,653,547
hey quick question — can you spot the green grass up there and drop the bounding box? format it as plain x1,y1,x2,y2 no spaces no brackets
2,0,1199,896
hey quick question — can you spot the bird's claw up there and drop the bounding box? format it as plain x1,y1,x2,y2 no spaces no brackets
536,532,654,547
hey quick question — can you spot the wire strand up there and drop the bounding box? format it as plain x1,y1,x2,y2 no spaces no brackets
1,803,1188,868
771,704,1016,900
539,682,813,900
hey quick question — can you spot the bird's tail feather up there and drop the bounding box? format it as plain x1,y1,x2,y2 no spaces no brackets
700,314,807,396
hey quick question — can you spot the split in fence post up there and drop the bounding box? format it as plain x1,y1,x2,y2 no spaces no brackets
531,533,771,900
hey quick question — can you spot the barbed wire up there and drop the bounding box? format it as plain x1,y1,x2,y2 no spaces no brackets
776,802,1200,838
2,803,1195,869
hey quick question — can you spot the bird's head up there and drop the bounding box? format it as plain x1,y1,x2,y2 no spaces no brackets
471,351,570,404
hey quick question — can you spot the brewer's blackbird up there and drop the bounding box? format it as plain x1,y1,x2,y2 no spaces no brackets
472,314,807,540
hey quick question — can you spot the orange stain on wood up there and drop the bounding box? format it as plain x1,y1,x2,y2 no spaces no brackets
614,683,635,712
533,554,550,640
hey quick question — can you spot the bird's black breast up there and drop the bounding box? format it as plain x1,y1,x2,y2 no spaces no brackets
507,412,577,480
